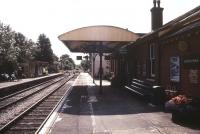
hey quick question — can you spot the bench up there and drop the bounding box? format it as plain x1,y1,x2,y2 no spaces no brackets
124,79,165,105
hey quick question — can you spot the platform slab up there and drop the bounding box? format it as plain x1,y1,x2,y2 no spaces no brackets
45,73,200,134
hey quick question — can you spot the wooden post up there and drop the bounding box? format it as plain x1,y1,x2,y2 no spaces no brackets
93,56,95,83
99,44,103,94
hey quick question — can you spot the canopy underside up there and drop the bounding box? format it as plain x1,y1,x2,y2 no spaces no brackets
58,25,139,53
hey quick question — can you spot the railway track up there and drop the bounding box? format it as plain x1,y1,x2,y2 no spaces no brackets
0,74,78,134
0,76,64,110
0,74,65,101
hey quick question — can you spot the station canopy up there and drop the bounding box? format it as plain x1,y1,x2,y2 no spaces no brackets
58,25,139,53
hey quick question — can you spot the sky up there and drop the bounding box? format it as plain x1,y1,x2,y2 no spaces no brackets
0,0,199,64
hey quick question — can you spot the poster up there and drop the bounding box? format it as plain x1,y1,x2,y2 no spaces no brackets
189,69,198,84
170,56,180,82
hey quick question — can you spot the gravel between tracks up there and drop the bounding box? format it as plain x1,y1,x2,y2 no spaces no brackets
0,77,63,107
0,79,64,126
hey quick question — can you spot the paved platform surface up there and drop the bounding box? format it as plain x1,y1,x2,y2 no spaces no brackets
0,73,61,90
44,73,200,134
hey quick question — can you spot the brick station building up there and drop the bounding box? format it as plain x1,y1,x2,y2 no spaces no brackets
110,2,200,99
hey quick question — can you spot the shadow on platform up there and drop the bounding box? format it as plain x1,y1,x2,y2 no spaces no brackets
58,85,162,116
56,85,200,131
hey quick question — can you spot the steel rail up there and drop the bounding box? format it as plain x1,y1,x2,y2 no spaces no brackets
0,76,65,111
35,74,78,133
0,74,65,101
0,74,75,133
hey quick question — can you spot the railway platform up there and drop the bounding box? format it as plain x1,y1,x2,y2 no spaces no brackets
40,73,200,134
0,73,62,90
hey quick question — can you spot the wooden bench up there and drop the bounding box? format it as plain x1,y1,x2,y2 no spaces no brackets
124,79,165,105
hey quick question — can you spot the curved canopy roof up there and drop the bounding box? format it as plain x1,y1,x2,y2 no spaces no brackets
58,25,139,53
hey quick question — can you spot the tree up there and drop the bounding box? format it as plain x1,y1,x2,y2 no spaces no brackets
48,54,59,73
14,32,34,63
27,39,37,60
34,34,53,64
81,59,90,72
0,22,17,74
0,22,60,76
60,54,75,70
53,54,59,62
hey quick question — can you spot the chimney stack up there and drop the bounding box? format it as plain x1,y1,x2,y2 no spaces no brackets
151,0,164,31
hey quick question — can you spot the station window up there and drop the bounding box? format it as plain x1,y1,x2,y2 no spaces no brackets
150,44,155,77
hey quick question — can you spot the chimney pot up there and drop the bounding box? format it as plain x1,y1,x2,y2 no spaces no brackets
151,0,163,31
157,0,160,7
153,0,156,7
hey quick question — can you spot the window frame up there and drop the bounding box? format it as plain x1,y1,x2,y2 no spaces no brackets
150,43,156,77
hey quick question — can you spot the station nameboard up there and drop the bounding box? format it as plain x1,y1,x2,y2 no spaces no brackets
182,55,200,69
76,56,82,60
119,48,128,54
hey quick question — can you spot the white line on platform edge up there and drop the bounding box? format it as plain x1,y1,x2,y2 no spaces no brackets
38,74,80,134
86,74,97,134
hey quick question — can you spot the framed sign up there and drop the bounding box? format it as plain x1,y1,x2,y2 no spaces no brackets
119,48,128,54
177,41,188,52
76,56,82,60
183,55,200,69
189,69,199,84
170,56,180,82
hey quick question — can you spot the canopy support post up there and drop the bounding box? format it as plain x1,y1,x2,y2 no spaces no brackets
99,44,103,94
93,56,95,83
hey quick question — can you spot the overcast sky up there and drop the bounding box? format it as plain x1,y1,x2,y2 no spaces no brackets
0,0,199,64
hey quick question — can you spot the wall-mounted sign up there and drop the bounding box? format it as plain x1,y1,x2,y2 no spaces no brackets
182,55,200,69
76,56,82,60
170,56,180,82
189,69,199,84
177,41,188,52
119,48,127,54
